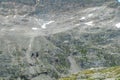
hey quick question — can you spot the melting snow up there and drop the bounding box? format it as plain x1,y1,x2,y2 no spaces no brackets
115,23,120,28
85,21,94,26
41,20,55,29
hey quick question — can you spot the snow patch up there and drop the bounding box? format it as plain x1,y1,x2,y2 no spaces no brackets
75,24,80,26
46,21,55,24
32,27,39,30
13,15,16,19
88,14,93,17
41,24,47,29
85,21,94,26
10,28,15,31
5,16,9,18
41,20,55,29
80,17,86,20
115,23,120,28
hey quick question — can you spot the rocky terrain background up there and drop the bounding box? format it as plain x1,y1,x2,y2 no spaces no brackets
0,0,120,80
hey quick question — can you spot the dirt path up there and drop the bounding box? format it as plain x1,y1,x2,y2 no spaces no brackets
26,37,35,64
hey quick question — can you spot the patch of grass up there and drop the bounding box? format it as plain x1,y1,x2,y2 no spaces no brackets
59,74,77,80
59,66,120,80
81,70,95,75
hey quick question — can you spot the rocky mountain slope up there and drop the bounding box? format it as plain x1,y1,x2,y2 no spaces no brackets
0,0,120,80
